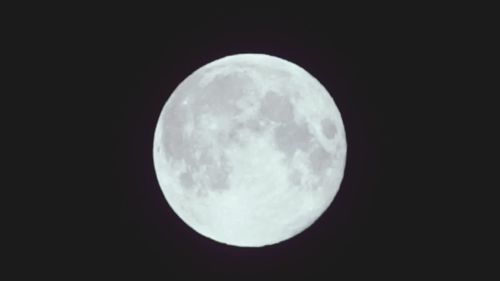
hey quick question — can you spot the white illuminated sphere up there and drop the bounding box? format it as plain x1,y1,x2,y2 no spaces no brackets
153,54,347,247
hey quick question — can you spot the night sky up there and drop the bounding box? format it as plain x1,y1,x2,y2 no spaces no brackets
21,5,483,279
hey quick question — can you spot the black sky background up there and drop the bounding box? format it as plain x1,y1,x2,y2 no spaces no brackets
14,5,489,280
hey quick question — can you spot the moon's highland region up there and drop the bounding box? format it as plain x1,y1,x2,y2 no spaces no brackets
153,54,346,247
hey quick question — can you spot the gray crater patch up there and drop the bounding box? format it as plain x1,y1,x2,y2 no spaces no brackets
179,170,195,189
259,90,294,123
243,118,266,133
231,118,266,139
259,90,314,159
320,118,337,139
194,149,232,191
289,169,302,186
159,98,196,162
160,103,232,192
161,126,195,164
205,164,231,191
197,72,253,116
274,121,313,158
309,145,333,176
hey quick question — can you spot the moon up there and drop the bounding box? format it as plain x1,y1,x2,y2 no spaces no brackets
153,53,347,247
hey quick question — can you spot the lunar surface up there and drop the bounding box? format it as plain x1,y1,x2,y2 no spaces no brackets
153,54,347,247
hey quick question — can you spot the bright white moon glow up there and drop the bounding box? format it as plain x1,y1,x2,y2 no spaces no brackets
153,54,347,247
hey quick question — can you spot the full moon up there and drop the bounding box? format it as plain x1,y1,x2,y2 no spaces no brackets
153,53,347,247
